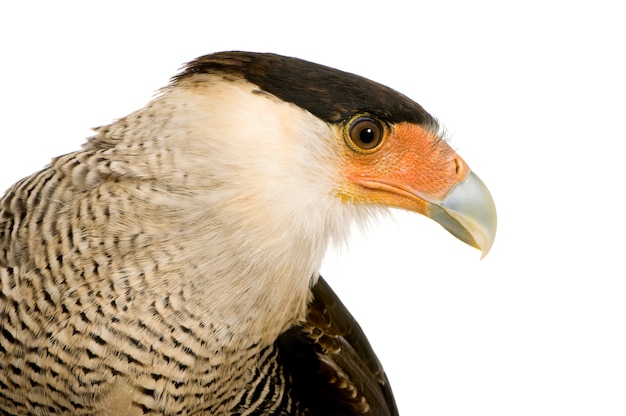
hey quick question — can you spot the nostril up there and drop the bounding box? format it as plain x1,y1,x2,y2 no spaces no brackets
452,156,470,178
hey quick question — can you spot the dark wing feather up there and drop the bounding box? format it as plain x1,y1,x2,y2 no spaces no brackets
277,276,399,416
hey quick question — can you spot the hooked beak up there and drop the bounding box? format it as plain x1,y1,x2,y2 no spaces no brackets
427,171,496,258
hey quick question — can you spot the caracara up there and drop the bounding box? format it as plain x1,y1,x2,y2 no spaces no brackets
0,51,496,415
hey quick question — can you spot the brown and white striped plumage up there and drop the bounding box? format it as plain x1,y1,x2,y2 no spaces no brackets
0,52,496,415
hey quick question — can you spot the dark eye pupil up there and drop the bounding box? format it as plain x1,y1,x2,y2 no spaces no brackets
360,128,375,144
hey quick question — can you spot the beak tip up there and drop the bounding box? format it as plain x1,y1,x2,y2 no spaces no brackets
479,243,493,260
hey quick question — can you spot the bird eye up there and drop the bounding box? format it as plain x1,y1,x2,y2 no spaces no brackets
348,117,384,151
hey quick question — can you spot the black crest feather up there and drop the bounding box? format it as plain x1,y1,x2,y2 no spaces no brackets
175,51,437,127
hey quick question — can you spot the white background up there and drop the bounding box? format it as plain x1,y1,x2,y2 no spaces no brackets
1,1,624,414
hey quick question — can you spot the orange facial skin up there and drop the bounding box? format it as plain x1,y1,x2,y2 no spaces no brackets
339,122,470,215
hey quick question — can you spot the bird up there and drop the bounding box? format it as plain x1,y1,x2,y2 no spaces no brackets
0,51,496,415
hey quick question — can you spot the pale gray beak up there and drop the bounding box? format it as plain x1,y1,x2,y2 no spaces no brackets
428,171,497,258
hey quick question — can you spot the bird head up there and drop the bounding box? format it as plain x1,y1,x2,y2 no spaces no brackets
161,52,496,258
